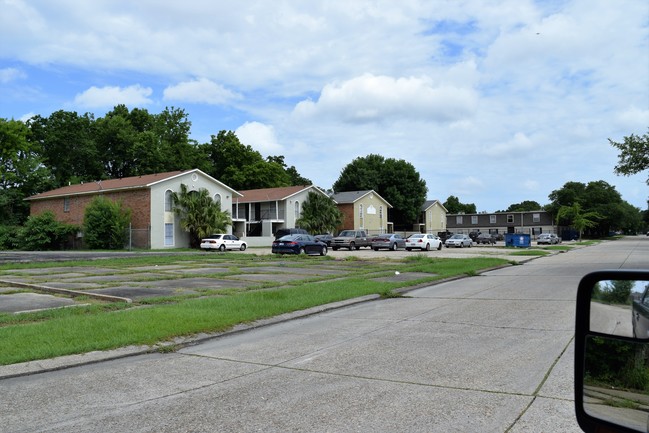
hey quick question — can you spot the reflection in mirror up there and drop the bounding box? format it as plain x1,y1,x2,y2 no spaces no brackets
590,280,649,338
584,336,649,432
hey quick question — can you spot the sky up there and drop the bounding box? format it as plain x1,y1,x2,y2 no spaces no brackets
1,0,648,212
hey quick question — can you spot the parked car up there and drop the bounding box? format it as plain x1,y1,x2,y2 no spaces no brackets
468,231,481,242
314,234,334,246
537,233,560,245
405,234,442,251
371,234,406,251
445,234,472,248
271,234,327,255
200,234,247,251
476,233,497,245
331,230,372,250
274,228,308,240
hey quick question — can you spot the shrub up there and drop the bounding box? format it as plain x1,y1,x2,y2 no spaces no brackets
83,196,132,249
17,211,78,250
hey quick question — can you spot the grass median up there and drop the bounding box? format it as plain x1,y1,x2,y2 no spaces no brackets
0,253,508,365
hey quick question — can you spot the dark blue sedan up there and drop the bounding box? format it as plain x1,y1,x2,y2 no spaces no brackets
271,234,328,256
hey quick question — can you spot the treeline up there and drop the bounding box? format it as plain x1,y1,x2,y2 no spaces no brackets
0,105,310,225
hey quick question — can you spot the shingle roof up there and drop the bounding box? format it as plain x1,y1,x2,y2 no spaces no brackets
235,185,318,203
26,169,241,200
421,200,447,212
331,190,392,207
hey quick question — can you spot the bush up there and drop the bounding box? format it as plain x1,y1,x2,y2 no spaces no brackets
83,196,132,249
0,225,21,249
17,211,78,250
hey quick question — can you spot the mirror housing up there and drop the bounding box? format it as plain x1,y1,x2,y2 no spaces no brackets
575,270,649,433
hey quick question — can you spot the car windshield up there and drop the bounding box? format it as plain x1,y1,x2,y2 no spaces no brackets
450,234,463,239
409,234,423,239
338,231,355,237
206,235,222,239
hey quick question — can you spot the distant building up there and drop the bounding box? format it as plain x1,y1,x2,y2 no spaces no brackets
26,169,242,249
446,210,556,237
418,200,448,234
331,190,392,234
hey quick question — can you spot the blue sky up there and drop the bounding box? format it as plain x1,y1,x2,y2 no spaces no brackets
1,0,647,212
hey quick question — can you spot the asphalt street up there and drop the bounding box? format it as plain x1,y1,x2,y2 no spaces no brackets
2,237,648,432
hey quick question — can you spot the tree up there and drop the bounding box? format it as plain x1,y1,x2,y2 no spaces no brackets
609,129,649,184
505,200,542,212
443,195,477,214
548,180,641,237
200,131,299,190
172,184,232,248
0,118,54,225
556,203,601,240
295,191,343,234
333,154,427,228
83,196,132,249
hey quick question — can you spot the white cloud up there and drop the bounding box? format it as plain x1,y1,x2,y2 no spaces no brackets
235,121,283,154
0,67,26,83
73,85,153,108
163,78,242,105
483,132,535,157
292,74,477,124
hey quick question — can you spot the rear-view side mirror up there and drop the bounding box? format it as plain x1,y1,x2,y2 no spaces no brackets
575,270,649,433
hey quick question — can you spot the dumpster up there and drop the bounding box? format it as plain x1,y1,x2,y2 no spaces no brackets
505,233,531,248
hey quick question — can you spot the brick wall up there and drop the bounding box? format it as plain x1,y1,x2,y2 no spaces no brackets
29,189,152,229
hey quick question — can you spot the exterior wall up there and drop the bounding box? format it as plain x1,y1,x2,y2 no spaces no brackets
284,189,314,228
355,194,388,233
337,203,355,232
149,171,236,249
446,211,556,237
424,203,447,234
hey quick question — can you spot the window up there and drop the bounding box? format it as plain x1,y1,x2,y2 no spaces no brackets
294,201,300,219
507,214,514,223
490,215,496,224
471,216,478,225
456,215,463,224
165,190,173,212
63,197,70,212
214,193,222,209
533,213,540,223
359,204,364,228
164,223,174,246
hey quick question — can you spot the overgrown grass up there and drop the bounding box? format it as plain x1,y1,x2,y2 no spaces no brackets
0,255,508,365
507,249,551,256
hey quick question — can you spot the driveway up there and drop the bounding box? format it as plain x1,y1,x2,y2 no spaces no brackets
2,237,647,432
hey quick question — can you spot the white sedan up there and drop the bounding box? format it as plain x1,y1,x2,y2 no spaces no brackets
405,234,442,251
200,234,247,251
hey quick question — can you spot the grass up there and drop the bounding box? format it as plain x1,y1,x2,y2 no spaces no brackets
506,249,551,256
0,254,508,366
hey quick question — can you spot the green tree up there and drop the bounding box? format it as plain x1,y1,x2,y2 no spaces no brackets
83,196,132,249
332,154,427,227
295,191,343,234
18,211,78,250
28,111,101,187
172,184,232,248
0,118,54,225
505,200,542,212
609,129,649,184
200,131,296,190
443,195,477,214
556,203,601,240
548,180,641,237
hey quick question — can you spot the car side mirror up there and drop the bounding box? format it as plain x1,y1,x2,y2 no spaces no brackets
575,270,649,433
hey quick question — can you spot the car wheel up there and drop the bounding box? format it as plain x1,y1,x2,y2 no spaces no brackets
219,244,226,252
349,242,355,250
332,247,338,251
437,243,442,250
406,248,412,251
425,243,431,251
320,246,327,256
299,247,305,255
391,243,397,251
460,243,464,248
373,247,379,251
239,244,247,251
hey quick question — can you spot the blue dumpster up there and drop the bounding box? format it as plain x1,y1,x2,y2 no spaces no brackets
505,233,531,248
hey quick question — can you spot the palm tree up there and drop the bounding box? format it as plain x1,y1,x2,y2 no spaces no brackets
556,203,601,240
296,191,343,234
172,184,232,248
